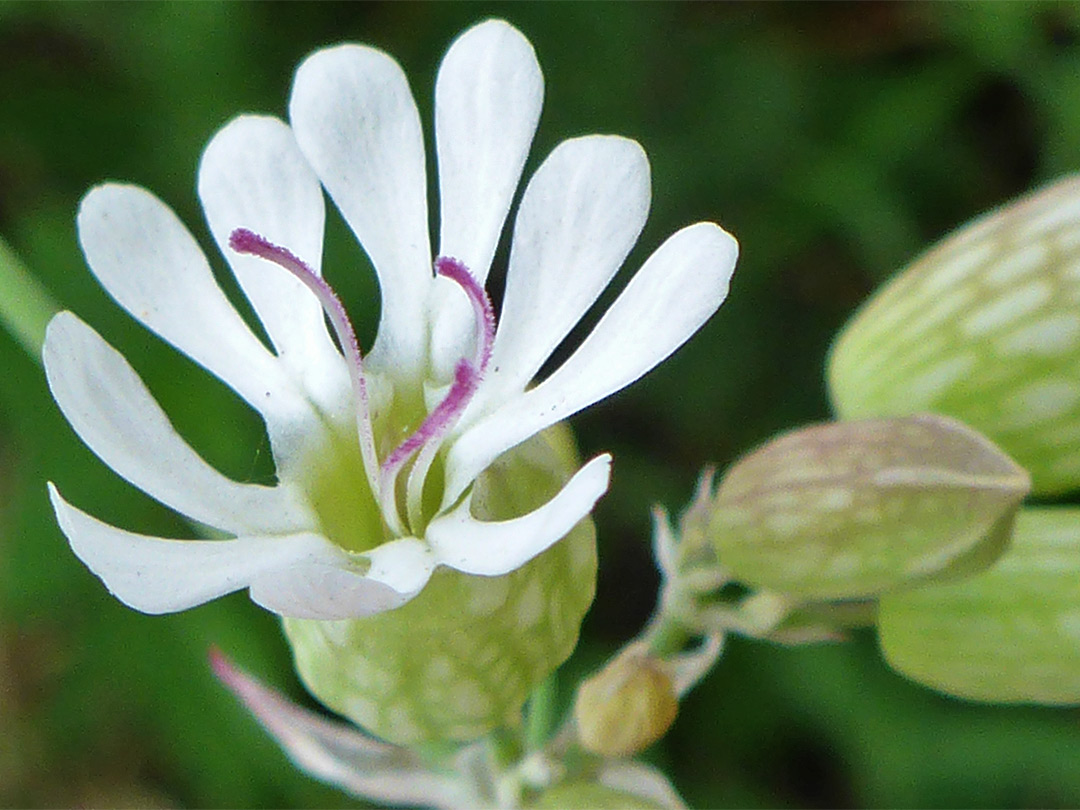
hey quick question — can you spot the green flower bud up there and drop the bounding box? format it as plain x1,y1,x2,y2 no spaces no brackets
573,646,678,758
282,424,597,746
828,176,1080,495
879,506,1080,704
709,414,1030,599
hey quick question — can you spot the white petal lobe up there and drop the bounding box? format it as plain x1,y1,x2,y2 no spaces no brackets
436,19,543,282
473,135,651,411
427,454,610,576
290,44,431,375
76,184,311,428
249,562,414,621
198,115,350,421
43,312,314,536
445,223,737,505
364,536,437,595
50,484,357,616
429,20,544,382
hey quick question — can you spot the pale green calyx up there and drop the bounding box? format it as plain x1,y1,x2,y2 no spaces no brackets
284,425,598,746
828,175,1080,495
213,645,688,810
879,507,1080,704
709,414,1030,600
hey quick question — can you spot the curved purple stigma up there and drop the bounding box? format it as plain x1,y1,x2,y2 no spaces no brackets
228,228,379,493
435,255,495,372
380,258,495,526
382,359,479,475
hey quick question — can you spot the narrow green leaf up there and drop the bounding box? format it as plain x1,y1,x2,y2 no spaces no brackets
0,235,59,360
710,414,1030,599
828,175,1080,495
879,507,1080,704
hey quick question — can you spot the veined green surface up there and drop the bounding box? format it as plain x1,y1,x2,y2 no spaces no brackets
710,414,1029,599
283,425,597,746
880,507,1080,704
829,176,1080,495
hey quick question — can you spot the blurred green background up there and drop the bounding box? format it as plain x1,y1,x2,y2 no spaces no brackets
3,2,1080,807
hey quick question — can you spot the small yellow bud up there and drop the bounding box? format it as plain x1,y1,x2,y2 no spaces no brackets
573,647,678,757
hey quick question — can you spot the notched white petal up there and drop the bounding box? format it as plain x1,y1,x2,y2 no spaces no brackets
51,485,418,620
364,536,437,595
436,18,543,281
538,221,737,404
76,184,305,423
199,115,349,420
250,562,409,621
426,454,610,576
445,222,737,506
256,538,435,620
429,19,544,382
476,135,652,410
289,43,431,374
44,312,314,536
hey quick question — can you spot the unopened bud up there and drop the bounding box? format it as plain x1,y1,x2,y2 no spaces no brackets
573,647,678,758
710,414,1030,599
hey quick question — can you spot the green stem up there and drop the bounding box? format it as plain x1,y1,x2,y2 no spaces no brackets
0,236,59,361
489,725,522,770
645,613,690,658
524,672,557,751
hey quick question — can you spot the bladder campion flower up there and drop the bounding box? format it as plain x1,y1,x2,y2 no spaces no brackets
44,19,738,742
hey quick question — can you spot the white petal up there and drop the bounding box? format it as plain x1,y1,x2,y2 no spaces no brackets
290,44,431,375
76,184,312,430
428,20,544,383
252,537,434,620
470,135,651,412
44,312,314,536
364,536,437,595
211,653,466,809
426,454,610,576
436,19,542,282
51,484,344,614
445,222,736,505
51,485,424,620
198,115,350,422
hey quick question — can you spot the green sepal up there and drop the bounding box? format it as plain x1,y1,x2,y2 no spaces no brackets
828,175,1080,495
530,781,666,810
879,506,1080,704
709,414,1030,599
282,424,597,747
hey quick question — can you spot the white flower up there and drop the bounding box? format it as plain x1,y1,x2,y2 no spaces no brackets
45,19,738,622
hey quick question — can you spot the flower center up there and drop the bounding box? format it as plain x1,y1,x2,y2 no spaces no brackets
229,228,494,541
